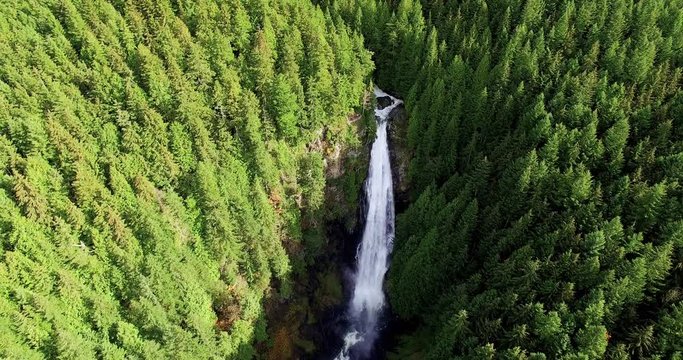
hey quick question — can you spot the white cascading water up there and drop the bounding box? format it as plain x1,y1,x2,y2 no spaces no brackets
335,87,402,360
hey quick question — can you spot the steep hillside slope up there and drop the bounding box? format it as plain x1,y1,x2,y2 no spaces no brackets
0,0,372,358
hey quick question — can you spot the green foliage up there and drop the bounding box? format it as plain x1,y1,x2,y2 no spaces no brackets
322,0,683,357
0,0,372,358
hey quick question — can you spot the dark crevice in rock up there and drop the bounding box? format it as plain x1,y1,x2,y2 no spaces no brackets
386,103,411,213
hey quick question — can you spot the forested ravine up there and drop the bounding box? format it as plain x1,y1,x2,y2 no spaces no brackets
321,0,683,358
2,0,683,359
333,88,402,360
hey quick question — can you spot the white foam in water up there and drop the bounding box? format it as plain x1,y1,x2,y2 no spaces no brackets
335,87,401,359
336,331,362,360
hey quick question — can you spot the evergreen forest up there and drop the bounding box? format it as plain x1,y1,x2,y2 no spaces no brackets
1,0,683,359
0,0,373,358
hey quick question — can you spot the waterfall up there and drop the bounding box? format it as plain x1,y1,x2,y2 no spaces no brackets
335,87,402,360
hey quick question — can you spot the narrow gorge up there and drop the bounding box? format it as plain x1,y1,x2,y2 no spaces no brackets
335,88,402,360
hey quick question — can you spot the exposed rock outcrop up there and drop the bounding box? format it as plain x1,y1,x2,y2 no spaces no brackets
386,104,410,208
376,96,393,110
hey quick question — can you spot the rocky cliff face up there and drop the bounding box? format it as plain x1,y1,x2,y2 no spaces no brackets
323,115,372,232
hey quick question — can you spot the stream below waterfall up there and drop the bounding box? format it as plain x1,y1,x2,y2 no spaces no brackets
334,87,402,360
